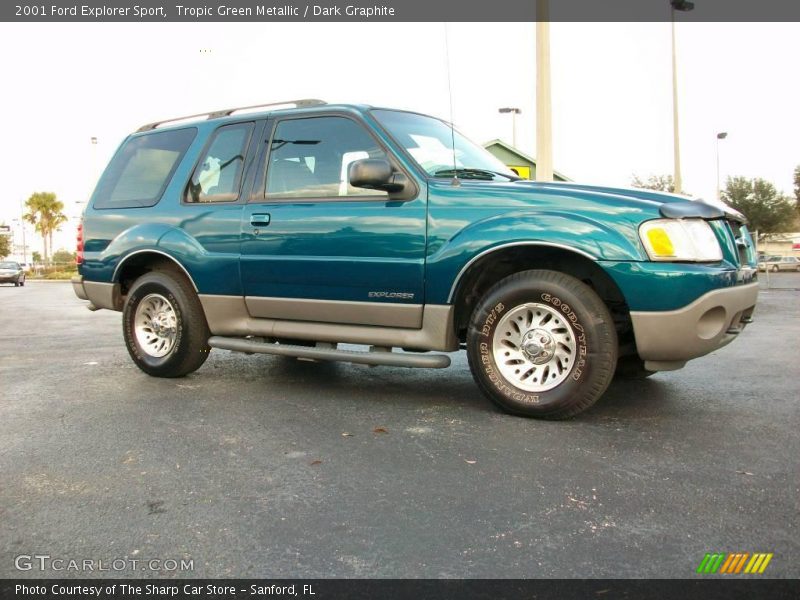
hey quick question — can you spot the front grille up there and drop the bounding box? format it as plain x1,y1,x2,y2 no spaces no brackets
726,220,753,266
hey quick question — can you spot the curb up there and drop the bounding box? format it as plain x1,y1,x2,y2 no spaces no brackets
24,279,73,283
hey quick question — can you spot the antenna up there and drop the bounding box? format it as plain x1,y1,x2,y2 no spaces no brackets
443,23,460,187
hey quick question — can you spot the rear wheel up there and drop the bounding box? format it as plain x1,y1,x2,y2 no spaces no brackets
467,270,618,419
771,265,779,272
122,270,210,377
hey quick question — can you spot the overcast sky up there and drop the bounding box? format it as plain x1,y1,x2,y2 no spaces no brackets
1,21,798,253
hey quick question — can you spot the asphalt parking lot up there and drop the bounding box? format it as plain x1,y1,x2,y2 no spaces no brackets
1,276,798,579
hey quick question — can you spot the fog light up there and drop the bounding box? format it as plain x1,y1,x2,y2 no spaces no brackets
696,306,726,340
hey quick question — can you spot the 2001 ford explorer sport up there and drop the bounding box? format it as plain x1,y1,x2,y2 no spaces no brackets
72,99,759,419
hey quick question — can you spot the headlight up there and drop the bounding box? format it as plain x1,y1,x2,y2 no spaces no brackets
639,218,722,262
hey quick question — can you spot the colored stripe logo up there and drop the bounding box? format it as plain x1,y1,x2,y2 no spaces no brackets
696,552,773,574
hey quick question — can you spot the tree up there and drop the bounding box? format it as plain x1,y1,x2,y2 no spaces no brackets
631,174,676,194
794,165,800,213
0,226,11,259
31,251,42,264
51,249,77,265
23,192,67,264
721,176,796,238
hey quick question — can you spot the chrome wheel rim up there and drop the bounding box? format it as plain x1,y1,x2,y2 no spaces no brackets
492,302,577,392
134,293,178,358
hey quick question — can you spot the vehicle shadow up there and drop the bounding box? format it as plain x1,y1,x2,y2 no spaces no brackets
206,349,686,422
208,351,492,415
584,375,678,421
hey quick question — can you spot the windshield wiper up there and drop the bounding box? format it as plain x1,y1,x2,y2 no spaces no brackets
433,168,520,181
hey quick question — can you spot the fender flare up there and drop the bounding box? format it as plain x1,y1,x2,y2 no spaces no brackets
112,248,199,291
446,241,597,303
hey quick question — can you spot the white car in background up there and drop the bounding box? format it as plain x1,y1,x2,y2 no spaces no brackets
758,255,800,272
0,261,25,286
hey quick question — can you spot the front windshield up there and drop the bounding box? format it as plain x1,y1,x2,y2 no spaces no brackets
0,262,19,269
372,109,517,180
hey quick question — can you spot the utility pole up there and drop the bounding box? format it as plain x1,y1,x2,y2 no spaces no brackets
670,0,694,194
536,0,553,182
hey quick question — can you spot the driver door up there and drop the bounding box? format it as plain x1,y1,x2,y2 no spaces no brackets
239,114,426,328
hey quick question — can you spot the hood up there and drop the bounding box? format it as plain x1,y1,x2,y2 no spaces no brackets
429,178,748,225
513,181,747,223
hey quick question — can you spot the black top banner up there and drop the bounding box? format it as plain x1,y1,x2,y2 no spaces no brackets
3,0,800,22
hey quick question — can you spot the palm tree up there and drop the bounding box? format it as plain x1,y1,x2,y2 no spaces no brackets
24,192,67,265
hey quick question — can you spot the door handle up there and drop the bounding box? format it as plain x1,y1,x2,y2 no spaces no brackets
250,213,271,227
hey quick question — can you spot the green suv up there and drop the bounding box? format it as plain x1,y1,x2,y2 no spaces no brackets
72,99,759,418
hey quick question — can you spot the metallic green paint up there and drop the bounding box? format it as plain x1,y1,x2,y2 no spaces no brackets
79,103,755,322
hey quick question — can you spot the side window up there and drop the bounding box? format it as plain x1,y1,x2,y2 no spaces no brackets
265,116,388,199
93,128,196,209
185,123,253,203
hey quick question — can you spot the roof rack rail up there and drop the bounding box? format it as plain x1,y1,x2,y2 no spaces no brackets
136,99,327,132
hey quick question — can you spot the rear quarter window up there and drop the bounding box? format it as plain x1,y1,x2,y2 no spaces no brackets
92,128,197,209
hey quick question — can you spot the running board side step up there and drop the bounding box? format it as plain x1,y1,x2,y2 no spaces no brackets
208,336,451,369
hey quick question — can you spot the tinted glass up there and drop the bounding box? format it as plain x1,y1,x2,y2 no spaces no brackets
93,128,196,209
265,117,388,199
185,123,253,203
373,109,515,180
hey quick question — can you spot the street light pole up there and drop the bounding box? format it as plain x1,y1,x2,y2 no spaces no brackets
716,131,728,201
670,0,694,194
18,200,28,265
498,107,522,147
12,217,27,265
20,219,27,265
90,136,98,189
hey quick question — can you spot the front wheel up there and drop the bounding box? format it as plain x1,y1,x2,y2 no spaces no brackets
122,270,211,377
467,270,618,419
771,265,779,272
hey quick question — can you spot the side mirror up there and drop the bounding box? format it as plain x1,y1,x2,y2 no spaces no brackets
349,158,408,194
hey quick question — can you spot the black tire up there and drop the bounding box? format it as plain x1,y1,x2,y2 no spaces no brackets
466,270,618,419
122,269,211,377
19,277,24,287
614,355,656,380
14,280,19,287
771,265,778,272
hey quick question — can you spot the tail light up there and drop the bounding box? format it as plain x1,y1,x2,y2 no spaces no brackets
76,220,84,265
